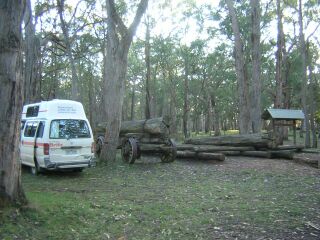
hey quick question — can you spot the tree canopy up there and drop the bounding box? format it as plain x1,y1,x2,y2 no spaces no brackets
24,0,320,143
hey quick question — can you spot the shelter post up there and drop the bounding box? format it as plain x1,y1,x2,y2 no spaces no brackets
293,120,296,145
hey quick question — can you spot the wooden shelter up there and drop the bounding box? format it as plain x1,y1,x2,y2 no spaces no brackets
261,109,305,145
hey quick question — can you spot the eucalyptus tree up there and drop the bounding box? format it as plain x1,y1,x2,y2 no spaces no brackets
225,0,251,134
100,0,149,162
57,0,80,101
125,40,145,120
24,0,42,103
298,0,310,147
152,36,182,134
250,0,262,133
0,0,26,206
181,45,191,138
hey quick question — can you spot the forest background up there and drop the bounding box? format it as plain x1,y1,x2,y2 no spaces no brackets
24,0,320,148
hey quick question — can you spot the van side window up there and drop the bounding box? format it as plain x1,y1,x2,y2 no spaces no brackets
21,120,26,130
26,106,39,117
24,122,38,137
36,122,45,138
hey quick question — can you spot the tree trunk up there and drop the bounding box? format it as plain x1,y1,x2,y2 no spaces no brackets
298,0,310,148
274,0,284,109
205,94,213,134
307,43,317,148
226,0,251,134
274,0,286,145
250,0,261,133
182,49,190,139
212,95,220,136
130,79,136,120
168,73,177,135
57,0,79,101
145,17,152,119
0,0,26,207
100,0,149,162
24,0,41,104
88,66,95,128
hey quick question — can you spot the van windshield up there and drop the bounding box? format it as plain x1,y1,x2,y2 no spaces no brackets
50,119,91,139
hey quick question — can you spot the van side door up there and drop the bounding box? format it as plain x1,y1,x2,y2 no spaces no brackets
34,121,45,163
21,121,39,165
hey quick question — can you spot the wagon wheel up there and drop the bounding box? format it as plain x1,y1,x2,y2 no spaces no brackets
161,139,177,163
95,136,105,158
121,138,138,164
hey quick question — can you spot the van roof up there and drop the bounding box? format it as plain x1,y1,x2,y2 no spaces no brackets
22,99,88,120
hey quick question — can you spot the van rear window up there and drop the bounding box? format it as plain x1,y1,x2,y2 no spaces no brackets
49,120,91,139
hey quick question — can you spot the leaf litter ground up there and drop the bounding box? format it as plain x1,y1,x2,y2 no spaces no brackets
1,155,319,240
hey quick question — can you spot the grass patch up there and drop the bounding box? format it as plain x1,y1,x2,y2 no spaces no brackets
1,155,319,239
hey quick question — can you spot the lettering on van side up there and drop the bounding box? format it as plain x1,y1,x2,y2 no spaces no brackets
49,142,63,148
57,106,77,114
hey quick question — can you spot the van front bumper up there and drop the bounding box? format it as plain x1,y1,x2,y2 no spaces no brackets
44,157,95,169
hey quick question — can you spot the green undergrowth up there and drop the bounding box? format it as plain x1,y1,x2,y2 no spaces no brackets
1,155,319,239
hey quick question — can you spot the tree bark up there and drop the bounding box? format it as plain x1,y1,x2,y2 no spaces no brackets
298,0,310,148
100,0,149,162
57,0,79,101
250,0,261,133
0,0,26,206
226,0,251,134
24,0,41,104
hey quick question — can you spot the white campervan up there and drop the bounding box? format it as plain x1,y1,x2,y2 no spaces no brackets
20,99,95,174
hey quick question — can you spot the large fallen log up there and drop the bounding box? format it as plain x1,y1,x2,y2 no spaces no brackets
185,133,273,149
95,117,169,138
176,151,225,161
240,150,294,159
270,150,294,159
241,151,272,158
139,143,174,153
271,145,304,152
177,144,255,152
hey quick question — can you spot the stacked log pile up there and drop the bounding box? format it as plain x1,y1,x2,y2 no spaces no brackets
95,117,176,163
177,134,304,161
95,117,170,147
